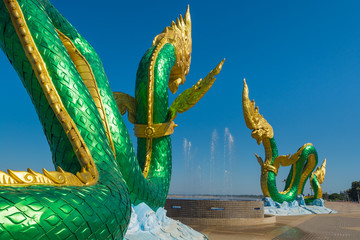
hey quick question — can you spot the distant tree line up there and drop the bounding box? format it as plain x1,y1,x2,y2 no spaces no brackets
346,181,360,202
323,181,360,202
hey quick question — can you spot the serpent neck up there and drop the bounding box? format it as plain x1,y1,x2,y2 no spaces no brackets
266,137,302,202
136,42,175,123
264,138,277,165
260,138,277,197
135,43,175,201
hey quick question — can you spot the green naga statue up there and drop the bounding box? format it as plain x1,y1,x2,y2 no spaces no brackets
242,80,326,204
0,0,224,239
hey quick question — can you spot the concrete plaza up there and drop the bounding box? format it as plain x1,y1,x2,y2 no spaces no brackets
191,202,360,240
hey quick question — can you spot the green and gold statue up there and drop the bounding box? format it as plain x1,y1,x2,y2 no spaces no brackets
242,80,326,204
0,0,224,239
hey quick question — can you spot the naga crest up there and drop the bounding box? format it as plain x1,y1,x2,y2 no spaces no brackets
153,6,192,93
242,79,274,145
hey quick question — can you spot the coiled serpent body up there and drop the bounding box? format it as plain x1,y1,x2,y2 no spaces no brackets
0,0,223,239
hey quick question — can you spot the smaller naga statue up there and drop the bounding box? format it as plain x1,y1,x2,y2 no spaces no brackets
242,80,326,204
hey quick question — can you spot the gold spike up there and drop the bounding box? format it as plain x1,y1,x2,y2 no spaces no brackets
185,5,191,24
314,158,326,184
255,154,264,166
43,168,65,184
321,158,327,169
179,14,184,24
7,170,26,183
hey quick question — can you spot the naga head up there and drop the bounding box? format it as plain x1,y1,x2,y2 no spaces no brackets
152,6,192,93
242,79,274,144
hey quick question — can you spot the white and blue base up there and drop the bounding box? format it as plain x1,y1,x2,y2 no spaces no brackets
263,195,337,216
124,203,207,240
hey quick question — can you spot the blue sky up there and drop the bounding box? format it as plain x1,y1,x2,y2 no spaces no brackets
0,0,359,195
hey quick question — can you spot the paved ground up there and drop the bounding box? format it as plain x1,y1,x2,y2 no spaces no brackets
190,202,360,240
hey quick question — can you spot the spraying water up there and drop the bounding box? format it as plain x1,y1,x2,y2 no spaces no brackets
182,128,234,196
183,138,188,171
183,138,192,194
210,129,218,194
224,128,234,196
228,130,234,196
